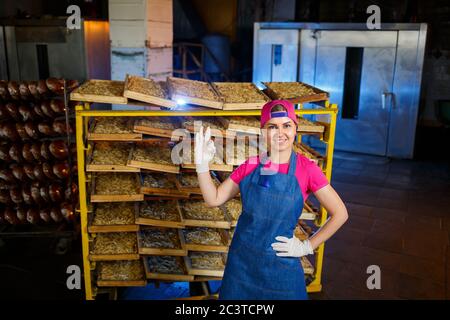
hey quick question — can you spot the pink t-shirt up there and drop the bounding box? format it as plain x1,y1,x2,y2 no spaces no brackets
229,152,329,201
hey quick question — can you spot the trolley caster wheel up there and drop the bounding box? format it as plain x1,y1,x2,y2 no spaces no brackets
55,237,71,255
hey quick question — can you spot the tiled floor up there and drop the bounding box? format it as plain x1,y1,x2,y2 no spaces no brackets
310,153,450,300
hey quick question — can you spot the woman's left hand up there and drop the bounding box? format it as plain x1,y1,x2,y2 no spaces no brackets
271,236,314,257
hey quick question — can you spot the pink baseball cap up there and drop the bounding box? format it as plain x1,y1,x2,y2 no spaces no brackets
260,100,298,128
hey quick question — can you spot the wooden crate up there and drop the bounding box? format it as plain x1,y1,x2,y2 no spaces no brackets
183,227,230,253
140,172,188,197
86,142,140,172
91,173,144,202
133,117,183,139
174,172,220,195
218,138,260,167
135,199,184,228
89,232,139,261
297,117,325,134
138,227,187,256
127,143,180,174
222,198,242,228
217,116,261,135
96,260,146,287
182,116,236,139
184,252,226,277
262,81,329,104
167,77,223,109
87,118,142,141
301,257,314,275
143,256,194,281
293,142,325,166
70,80,128,104
299,202,318,221
181,143,233,172
88,203,139,233
179,201,231,229
123,74,177,108
212,82,271,110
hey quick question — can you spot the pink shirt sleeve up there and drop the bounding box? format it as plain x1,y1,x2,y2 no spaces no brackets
229,156,260,184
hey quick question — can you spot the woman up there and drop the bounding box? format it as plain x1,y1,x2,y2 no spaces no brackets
194,99,348,300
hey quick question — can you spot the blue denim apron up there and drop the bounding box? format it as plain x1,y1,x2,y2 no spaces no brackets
219,151,307,300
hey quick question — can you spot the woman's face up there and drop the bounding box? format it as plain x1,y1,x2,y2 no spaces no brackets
262,117,297,152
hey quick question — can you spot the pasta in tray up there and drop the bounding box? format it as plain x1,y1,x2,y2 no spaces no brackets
93,202,135,225
77,81,124,97
139,228,181,249
147,256,185,274
92,117,133,134
168,77,221,102
142,172,177,189
98,260,144,281
212,82,269,103
135,117,180,130
91,142,131,165
139,200,180,222
132,144,174,165
189,252,225,270
183,228,223,245
180,200,225,221
91,232,137,255
224,199,241,222
178,172,218,188
126,76,168,98
264,82,315,99
95,173,139,195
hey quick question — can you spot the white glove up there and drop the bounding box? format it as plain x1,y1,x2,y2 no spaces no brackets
194,126,216,173
271,236,314,257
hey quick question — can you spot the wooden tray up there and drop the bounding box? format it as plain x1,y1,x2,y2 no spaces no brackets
138,227,187,256
184,252,226,277
123,74,177,108
182,116,236,139
87,118,142,141
143,256,194,281
89,233,139,261
300,201,318,221
217,116,261,135
135,200,184,228
86,142,140,172
127,143,180,174
96,260,146,287
88,203,139,233
183,228,230,253
91,173,144,202
301,256,314,275
133,117,183,139
167,77,223,109
140,172,188,197
181,143,233,172
70,80,128,104
97,279,147,287
179,201,231,229
212,82,271,110
262,81,329,104
294,142,325,166
297,117,325,134
222,198,242,228
218,139,260,167
174,172,219,195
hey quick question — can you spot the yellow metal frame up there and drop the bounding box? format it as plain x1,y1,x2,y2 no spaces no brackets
75,102,338,300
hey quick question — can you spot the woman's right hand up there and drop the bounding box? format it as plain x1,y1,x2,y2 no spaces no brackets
194,126,216,173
